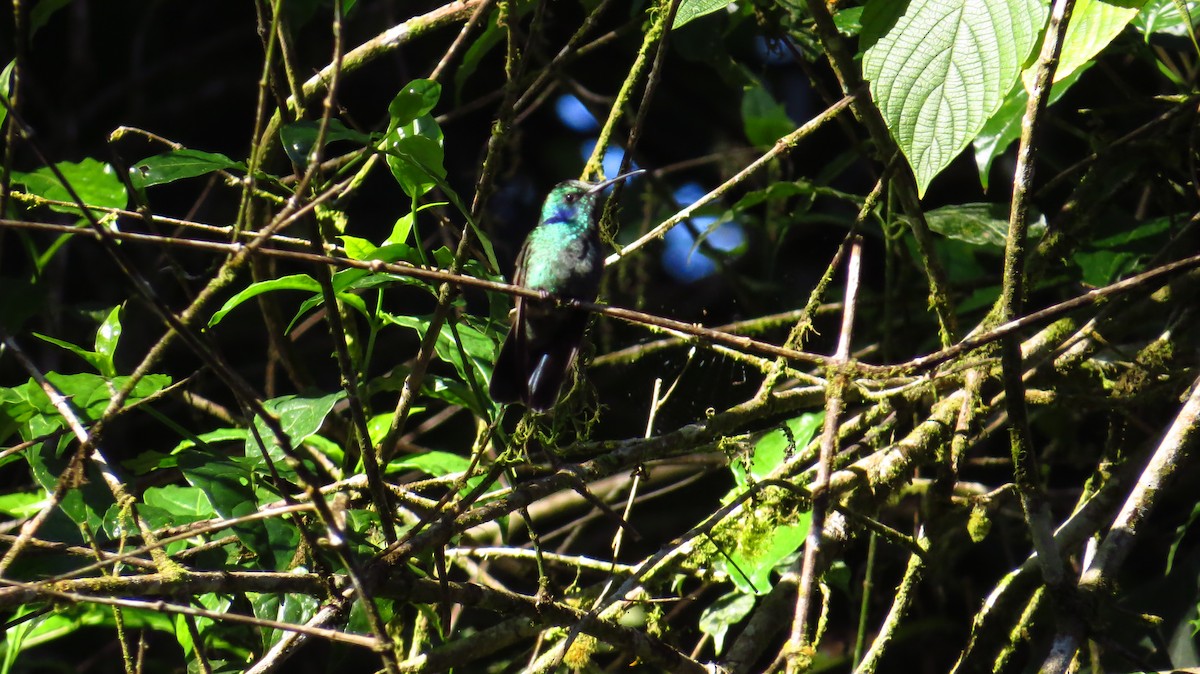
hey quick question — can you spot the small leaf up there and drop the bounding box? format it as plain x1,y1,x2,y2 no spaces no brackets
922,202,1046,248
732,182,814,211
30,0,73,36
279,119,371,166
12,158,128,213
0,491,47,518
129,149,245,190
699,592,756,654
142,485,214,521
741,84,794,148
391,450,471,477
1073,216,1172,285
32,333,108,374
338,235,377,261
208,274,321,327
673,0,733,28
0,60,14,130
93,305,122,378
388,79,441,128
454,17,503,102
385,116,447,199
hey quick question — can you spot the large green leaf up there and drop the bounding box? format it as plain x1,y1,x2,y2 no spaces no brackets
716,413,821,594
245,392,347,474
862,0,1045,196
1040,0,1149,88
11,158,128,214
177,449,297,570
129,149,246,190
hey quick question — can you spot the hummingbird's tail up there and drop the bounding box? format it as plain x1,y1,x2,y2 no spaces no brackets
489,330,526,406
488,310,587,412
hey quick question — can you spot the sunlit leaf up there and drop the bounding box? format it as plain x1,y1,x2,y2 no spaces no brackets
12,158,128,214
863,0,1045,195
129,149,245,190
673,0,733,28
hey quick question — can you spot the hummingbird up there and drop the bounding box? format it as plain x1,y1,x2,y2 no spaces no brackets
489,169,644,411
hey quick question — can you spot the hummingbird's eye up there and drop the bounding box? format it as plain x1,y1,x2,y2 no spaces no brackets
564,192,579,204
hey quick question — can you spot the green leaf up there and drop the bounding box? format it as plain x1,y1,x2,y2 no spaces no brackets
382,314,496,413
245,392,347,475
30,0,73,36
142,485,214,522
385,116,447,199
26,437,114,528
390,450,471,477
1133,0,1200,38
715,413,820,594
93,305,122,377
251,592,319,651
721,513,811,595
11,158,128,213
3,606,48,674
0,491,46,519
673,0,733,28
0,373,169,448
176,449,255,521
454,15,504,102
0,60,14,131
339,235,377,261
863,0,1045,196
32,333,109,375
833,6,865,36
388,79,441,128
128,149,245,190
1042,0,1148,89
922,202,1047,248
208,274,321,327
279,119,372,166
699,592,756,654
740,84,794,148
1073,216,1172,285
730,413,823,489
177,450,296,569
973,68,1088,189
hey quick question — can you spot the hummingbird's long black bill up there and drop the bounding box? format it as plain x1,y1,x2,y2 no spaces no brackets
586,168,646,194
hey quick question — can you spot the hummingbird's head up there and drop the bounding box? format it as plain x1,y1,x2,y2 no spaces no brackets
539,170,645,228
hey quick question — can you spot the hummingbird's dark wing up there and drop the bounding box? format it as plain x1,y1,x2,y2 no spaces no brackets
488,243,532,406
